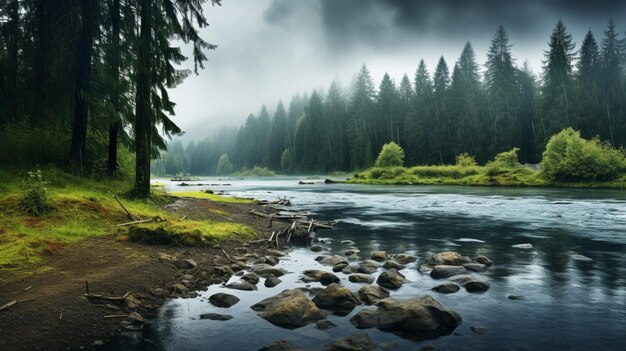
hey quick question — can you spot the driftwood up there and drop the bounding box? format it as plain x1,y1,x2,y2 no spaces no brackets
221,250,236,263
258,198,291,206
115,196,141,221
0,300,17,311
84,292,131,302
248,210,305,221
115,216,164,227
104,314,130,319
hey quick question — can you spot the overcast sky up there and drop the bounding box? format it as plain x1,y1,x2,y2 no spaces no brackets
170,0,626,142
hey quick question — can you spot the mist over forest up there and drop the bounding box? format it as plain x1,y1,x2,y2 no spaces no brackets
154,19,626,176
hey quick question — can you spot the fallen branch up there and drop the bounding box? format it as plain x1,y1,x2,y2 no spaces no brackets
84,292,132,302
0,300,17,311
115,216,164,227
286,221,297,243
115,196,141,221
222,249,236,263
104,314,130,319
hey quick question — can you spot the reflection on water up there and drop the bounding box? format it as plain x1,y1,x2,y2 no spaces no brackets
154,178,626,350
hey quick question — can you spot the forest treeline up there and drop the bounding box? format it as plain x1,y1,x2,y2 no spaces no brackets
0,0,220,197
155,20,626,176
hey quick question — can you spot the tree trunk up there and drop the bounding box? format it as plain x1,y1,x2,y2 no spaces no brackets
134,0,153,197
69,0,95,171
107,0,121,176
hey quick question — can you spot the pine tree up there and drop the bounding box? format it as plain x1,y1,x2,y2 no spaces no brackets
411,59,433,165
348,64,376,169
577,30,603,138
600,19,624,145
377,73,400,149
267,101,288,170
432,56,450,164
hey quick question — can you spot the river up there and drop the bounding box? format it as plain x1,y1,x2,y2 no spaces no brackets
154,177,626,350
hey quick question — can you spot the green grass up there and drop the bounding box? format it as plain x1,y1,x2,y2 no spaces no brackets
0,168,256,270
172,191,255,204
350,165,626,189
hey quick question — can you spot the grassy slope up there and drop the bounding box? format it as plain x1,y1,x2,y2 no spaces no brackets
349,165,626,189
0,168,256,269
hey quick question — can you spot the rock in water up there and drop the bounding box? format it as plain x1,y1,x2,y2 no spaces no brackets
512,243,533,249
250,264,288,277
320,333,383,351
312,283,362,314
226,279,257,291
472,255,493,266
430,265,468,279
471,324,487,335
358,285,390,305
265,275,282,288
301,270,340,285
251,289,326,328
382,260,406,270
349,273,375,284
376,269,406,289
316,255,349,266
371,251,389,262
208,293,240,308
463,263,487,272
241,272,260,284
350,307,380,329
199,313,233,321
427,252,471,266
393,254,417,264
315,319,337,330
258,340,307,351
431,283,460,294
332,262,349,272
358,260,381,274
463,280,490,293
376,296,462,334
310,245,325,252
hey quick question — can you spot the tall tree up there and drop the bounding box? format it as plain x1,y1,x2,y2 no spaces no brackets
599,19,624,145
577,30,602,138
432,56,450,163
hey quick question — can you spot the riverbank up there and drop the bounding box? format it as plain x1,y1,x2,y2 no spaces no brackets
0,169,283,350
348,165,626,189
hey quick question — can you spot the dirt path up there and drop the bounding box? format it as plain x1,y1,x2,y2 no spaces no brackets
0,198,279,351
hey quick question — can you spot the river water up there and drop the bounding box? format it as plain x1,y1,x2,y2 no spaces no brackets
154,177,626,351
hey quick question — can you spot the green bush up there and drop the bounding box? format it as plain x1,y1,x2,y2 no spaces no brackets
491,148,520,168
484,162,501,177
409,165,480,179
541,128,625,181
456,153,477,167
215,154,234,175
369,167,406,179
374,142,405,167
22,169,50,216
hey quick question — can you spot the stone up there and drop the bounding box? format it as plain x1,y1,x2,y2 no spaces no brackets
209,293,240,308
342,265,358,274
250,264,287,277
251,289,326,328
92,340,104,347
471,324,487,335
315,319,337,330
472,255,493,266
463,280,490,293
508,295,525,300
430,265,468,279
512,243,533,249
345,249,360,256
431,283,461,294
241,272,260,285
312,283,362,314
358,285,390,305
266,256,280,266
265,275,282,288
450,275,474,285
211,265,235,277
168,283,189,294
349,307,379,329
173,258,197,269
427,252,471,266
376,269,406,289
371,251,389,262
383,260,406,270
266,249,288,257
358,260,380,274
320,333,383,351
301,270,340,286
418,264,432,274
463,263,487,272
349,273,374,284
571,254,593,262
393,254,417,264
226,279,257,291
316,255,349,266
310,245,325,252
341,240,355,245
200,313,233,321
332,262,349,272
258,340,307,351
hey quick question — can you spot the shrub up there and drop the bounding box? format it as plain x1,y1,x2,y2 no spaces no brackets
374,142,405,167
541,128,625,181
491,148,520,168
456,153,477,167
484,162,501,177
215,154,234,175
22,169,50,216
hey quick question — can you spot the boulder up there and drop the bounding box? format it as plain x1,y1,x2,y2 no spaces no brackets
310,245,325,252
472,255,492,266
358,285,390,305
383,260,406,270
463,263,487,273
226,279,257,291
301,270,340,286
508,295,525,300
341,240,355,245
371,251,389,262
315,255,349,266
341,265,358,274
463,280,490,293
250,264,287,277
265,256,280,266
332,262,349,272
251,289,326,328
312,283,362,314
376,269,406,289
349,273,375,284
315,319,337,330
358,260,381,274
211,265,235,277
209,293,240,308
427,252,471,266
349,307,380,329
394,254,417,264
345,249,360,256
258,340,307,351
430,265,468,279
512,243,533,249
265,275,282,288
241,272,260,285
173,258,197,269
431,283,460,294
199,313,233,321
450,275,475,285
320,333,382,351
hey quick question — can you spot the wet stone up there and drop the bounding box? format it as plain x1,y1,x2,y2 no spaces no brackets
209,293,240,308
200,313,233,321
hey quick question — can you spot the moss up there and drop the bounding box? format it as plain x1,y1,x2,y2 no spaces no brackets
128,220,255,246
172,191,255,204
